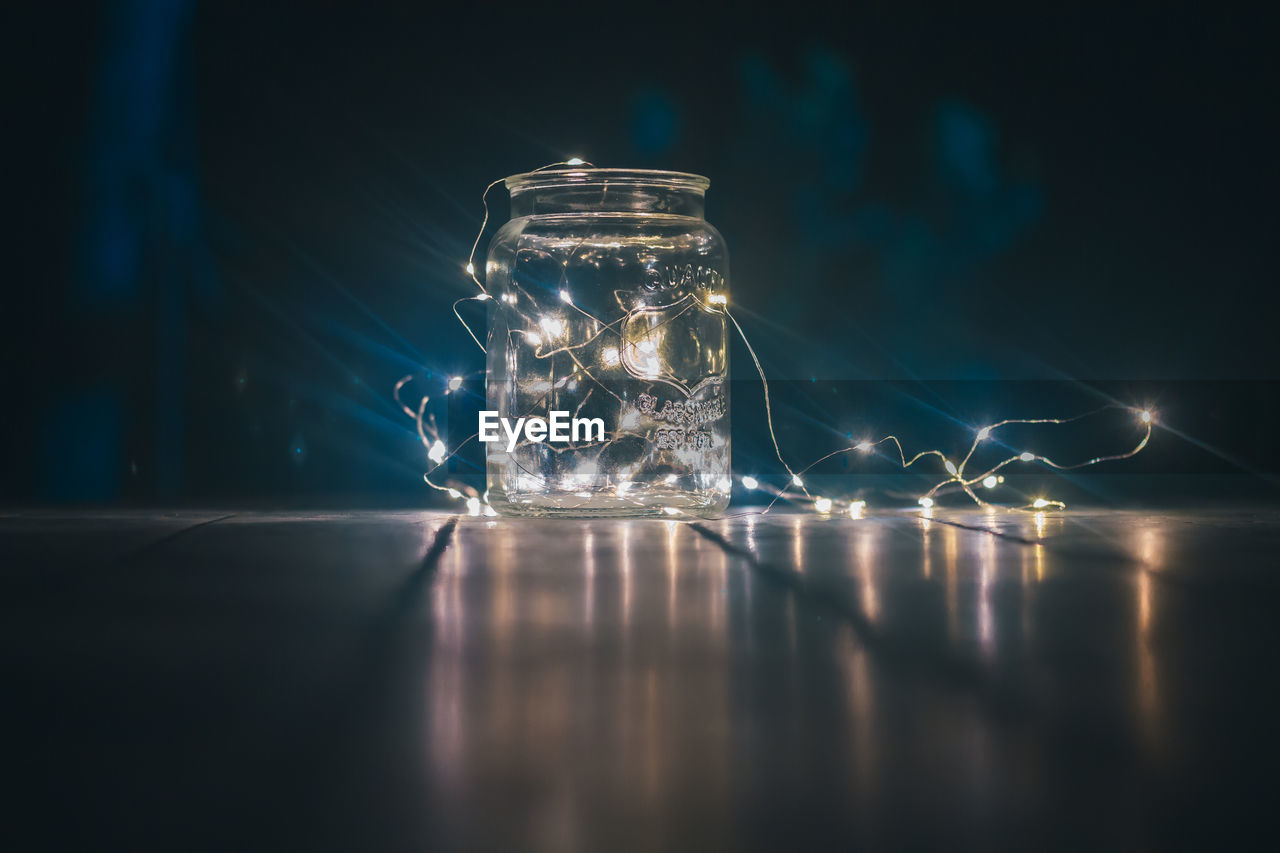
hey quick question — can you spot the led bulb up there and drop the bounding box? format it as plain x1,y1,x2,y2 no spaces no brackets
1032,498,1050,509
918,497,934,508
791,474,804,488
1019,452,1034,462
448,376,462,391
741,475,759,490
977,427,991,441
982,475,998,489
428,440,446,464
814,497,833,513
566,157,585,166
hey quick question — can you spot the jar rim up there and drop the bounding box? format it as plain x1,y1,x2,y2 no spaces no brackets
504,168,710,192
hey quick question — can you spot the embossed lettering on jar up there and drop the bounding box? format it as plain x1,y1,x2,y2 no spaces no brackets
485,169,730,517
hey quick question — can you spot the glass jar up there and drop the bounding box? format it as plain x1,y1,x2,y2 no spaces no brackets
484,168,730,517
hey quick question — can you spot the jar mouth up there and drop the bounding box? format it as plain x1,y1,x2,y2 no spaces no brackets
504,168,710,192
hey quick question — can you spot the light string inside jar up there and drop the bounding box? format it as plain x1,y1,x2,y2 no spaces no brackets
397,161,1155,518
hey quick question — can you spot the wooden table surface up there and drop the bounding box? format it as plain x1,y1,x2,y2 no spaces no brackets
4,508,1278,849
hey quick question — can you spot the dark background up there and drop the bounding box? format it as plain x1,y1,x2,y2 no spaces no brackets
8,1,1280,506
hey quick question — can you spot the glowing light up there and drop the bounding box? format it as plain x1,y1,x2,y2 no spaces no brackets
631,337,662,376
664,474,678,485
400,160,1158,520
483,504,498,517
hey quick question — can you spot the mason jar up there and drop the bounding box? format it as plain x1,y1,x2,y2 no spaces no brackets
484,168,730,517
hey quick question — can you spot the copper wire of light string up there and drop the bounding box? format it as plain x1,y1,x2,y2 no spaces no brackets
728,410,1155,519
398,161,1156,517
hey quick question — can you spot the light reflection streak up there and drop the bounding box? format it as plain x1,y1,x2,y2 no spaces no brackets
710,529,728,633
979,532,995,658
1138,528,1163,567
792,515,805,573
621,522,633,628
666,520,678,631
846,628,875,795
1135,529,1161,751
1020,544,1033,644
856,526,879,625
920,516,932,579
944,524,959,645
584,527,596,628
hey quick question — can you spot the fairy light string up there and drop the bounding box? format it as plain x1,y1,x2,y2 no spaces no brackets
397,161,1155,517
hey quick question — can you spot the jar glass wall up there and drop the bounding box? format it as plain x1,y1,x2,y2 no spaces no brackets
485,169,730,517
